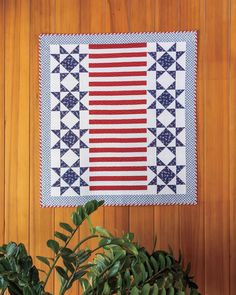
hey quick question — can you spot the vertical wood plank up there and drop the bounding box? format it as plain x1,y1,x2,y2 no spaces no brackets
5,0,30,246
53,1,80,293
230,0,236,293
178,1,205,293
103,0,130,236
30,0,56,293
0,0,5,245
154,0,180,254
128,0,155,253
204,0,230,294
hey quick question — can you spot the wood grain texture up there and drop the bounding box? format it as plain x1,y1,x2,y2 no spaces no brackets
0,0,235,294
178,1,205,293
5,0,30,246
204,0,230,294
30,1,56,292
0,0,5,245
230,1,236,293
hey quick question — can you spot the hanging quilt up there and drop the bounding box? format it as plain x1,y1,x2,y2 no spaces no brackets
39,31,197,207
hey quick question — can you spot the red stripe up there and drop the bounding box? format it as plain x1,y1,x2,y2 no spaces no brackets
89,90,146,96
89,128,146,134
89,43,146,49
89,52,147,58
89,166,147,171
89,71,146,77
89,119,146,125
89,147,147,153
89,138,147,143
89,157,147,162
90,185,147,191
89,81,146,87
89,100,146,105
89,61,146,68
90,176,147,181
89,109,146,115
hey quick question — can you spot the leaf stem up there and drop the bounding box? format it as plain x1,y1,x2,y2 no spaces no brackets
72,234,98,252
42,226,79,289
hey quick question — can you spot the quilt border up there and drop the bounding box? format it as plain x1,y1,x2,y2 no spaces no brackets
39,31,198,207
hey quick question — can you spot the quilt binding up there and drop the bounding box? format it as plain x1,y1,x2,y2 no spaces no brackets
39,31,198,207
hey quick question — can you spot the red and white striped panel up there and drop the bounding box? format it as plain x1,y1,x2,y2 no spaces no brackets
87,43,148,194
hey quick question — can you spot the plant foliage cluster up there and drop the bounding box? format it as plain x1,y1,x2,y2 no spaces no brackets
0,200,201,295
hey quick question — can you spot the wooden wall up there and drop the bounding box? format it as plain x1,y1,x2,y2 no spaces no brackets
0,0,235,294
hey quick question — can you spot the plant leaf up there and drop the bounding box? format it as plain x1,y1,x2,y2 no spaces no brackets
108,260,120,278
160,289,166,295
84,201,95,215
167,287,174,295
141,283,151,295
6,242,17,256
36,256,51,267
54,231,68,243
79,278,89,292
47,240,60,254
151,284,159,295
55,266,69,280
131,286,140,295
94,226,111,237
185,262,191,275
159,253,166,269
102,282,110,295
23,286,34,295
72,212,82,227
150,256,159,272
59,222,74,233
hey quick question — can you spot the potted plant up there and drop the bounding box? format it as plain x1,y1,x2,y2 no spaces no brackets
0,200,201,295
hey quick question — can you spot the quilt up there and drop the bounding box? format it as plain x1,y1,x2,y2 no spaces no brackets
39,31,197,207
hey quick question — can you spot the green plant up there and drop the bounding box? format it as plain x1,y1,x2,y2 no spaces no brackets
0,200,201,295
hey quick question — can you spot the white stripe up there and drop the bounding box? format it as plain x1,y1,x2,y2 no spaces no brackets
89,114,146,119
90,171,146,176
88,66,147,72
89,152,146,157
89,76,147,82
89,133,147,139
88,47,146,53
89,57,146,63
89,85,146,91
89,181,147,186
89,104,146,110
89,142,147,148
89,162,147,167
89,124,147,129
88,95,146,100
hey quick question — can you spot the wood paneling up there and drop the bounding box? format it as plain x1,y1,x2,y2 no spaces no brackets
204,1,230,294
230,1,236,294
5,0,30,246
0,1,235,294
179,0,205,292
30,1,56,292
0,0,5,246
